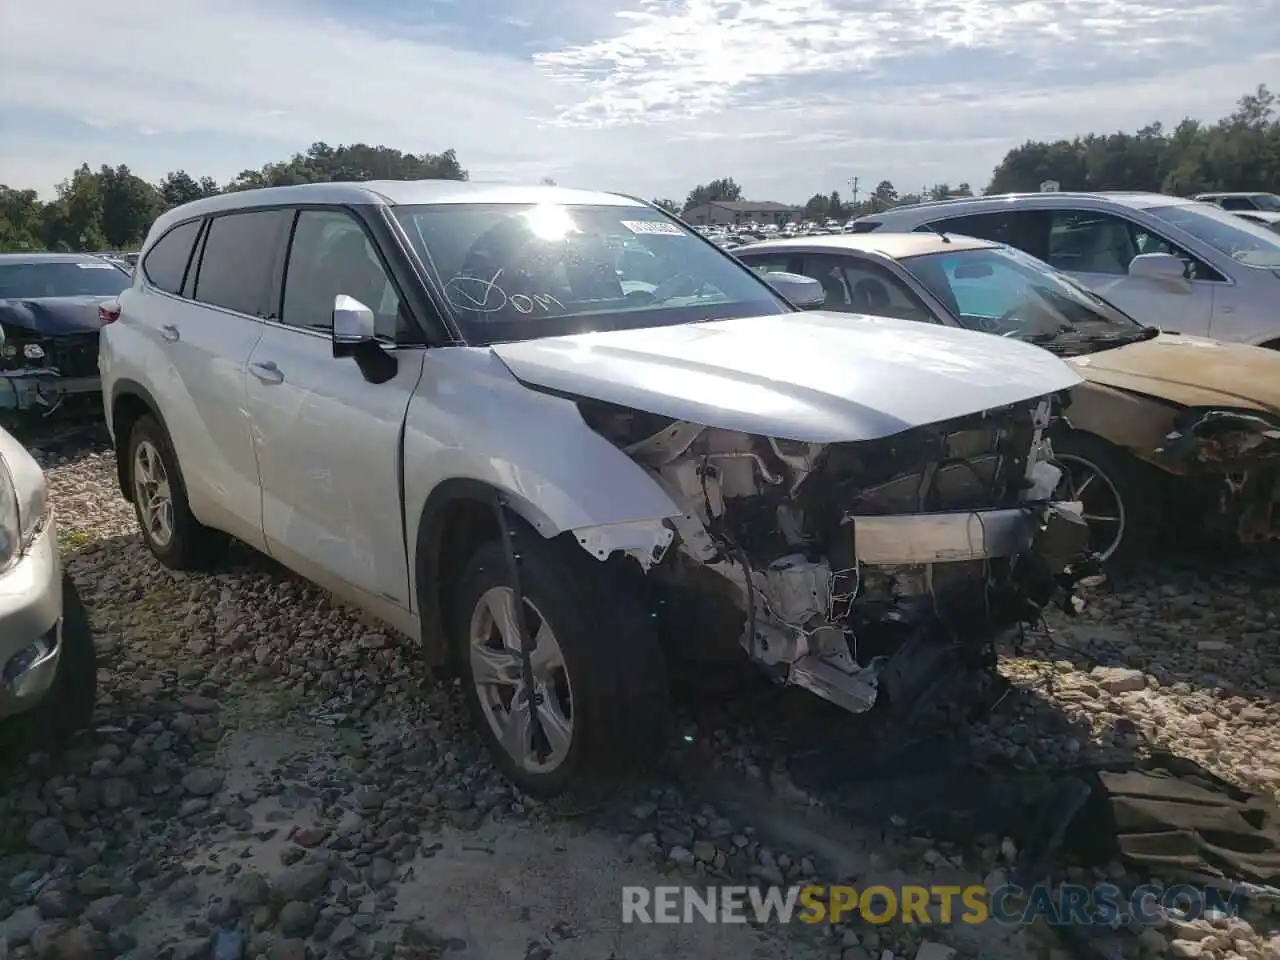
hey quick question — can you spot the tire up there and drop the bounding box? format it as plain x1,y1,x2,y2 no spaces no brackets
451,535,669,798
1051,431,1164,572
13,574,97,752
124,414,226,570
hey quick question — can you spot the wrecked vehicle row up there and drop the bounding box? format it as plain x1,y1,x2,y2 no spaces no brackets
735,233,1280,566
0,253,131,421
99,182,1103,795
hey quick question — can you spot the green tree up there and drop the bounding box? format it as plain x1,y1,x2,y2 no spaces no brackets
986,85,1279,195
41,165,107,252
871,180,898,206
683,178,743,211
98,164,160,249
0,187,45,251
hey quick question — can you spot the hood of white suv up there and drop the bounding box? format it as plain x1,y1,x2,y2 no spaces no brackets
491,311,1082,442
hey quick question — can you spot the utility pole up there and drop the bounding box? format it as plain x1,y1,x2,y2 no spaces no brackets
847,176,860,207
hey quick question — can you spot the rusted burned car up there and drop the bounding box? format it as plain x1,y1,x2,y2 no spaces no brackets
1,252,132,421
737,233,1280,567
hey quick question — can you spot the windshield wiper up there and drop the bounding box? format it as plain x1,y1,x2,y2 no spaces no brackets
1063,325,1160,346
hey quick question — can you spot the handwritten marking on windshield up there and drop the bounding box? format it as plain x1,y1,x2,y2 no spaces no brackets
443,270,565,316
510,293,564,314
445,270,507,313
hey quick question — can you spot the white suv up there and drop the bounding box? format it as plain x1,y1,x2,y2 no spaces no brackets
101,181,1091,795
854,192,1280,347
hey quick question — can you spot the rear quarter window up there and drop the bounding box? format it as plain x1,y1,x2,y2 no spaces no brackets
142,219,202,295
192,210,291,317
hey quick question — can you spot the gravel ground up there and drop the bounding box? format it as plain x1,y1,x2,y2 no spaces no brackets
1,430,1278,960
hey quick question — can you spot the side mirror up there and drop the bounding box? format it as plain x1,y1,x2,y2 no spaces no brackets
764,271,826,310
332,294,376,358
1128,253,1189,287
331,294,398,384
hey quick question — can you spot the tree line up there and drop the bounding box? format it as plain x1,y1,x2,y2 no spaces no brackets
0,142,467,253
1,84,1275,253
663,84,1278,222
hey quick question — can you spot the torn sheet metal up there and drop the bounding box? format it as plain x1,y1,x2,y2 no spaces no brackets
1158,409,1280,465
1,370,101,412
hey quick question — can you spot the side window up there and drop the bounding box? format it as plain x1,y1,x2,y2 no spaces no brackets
803,255,937,323
742,254,802,275
929,213,1017,244
141,219,202,295
1218,197,1252,211
281,210,403,339
1046,211,1223,281
193,210,290,317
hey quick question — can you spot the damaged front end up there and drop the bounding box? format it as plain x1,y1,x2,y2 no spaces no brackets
578,394,1096,720
1157,407,1280,544
0,322,102,416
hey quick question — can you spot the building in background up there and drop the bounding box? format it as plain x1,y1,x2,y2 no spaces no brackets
682,201,803,226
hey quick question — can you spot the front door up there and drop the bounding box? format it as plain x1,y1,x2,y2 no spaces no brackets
244,208,427,612
1041,210,1217,337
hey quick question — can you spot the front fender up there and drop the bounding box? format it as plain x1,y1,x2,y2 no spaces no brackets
402,347,683,545
403,347,684,662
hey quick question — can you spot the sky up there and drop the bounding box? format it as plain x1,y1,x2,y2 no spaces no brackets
1,0,1277,205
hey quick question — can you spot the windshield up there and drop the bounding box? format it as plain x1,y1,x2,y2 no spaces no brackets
1251,195,1280,212
901,245,1141,341
1146,203,1280,269
0,260,132,299
393,203,790,345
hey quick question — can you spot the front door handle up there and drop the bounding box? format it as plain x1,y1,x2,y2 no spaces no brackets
248,360,284,384
160,324,180,342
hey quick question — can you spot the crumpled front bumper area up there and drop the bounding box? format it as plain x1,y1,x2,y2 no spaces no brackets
1159,408,1280,543
785,500,1094,720
1,370,101,412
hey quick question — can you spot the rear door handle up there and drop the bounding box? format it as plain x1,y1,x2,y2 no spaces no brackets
248,360,284,384
160,324,180,342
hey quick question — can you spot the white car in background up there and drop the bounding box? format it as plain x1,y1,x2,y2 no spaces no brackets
1232,210,1280,235
853,192,1280,347
1193,191,1280,213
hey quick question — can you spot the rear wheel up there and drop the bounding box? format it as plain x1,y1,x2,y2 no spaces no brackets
452,536,668,798
125,415,226,570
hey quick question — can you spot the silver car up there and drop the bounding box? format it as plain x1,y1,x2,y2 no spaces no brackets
1,426,96,749
853,192,1280,348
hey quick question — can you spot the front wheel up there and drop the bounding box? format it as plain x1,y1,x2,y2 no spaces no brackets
452,536,669,798
1052,432,1164,571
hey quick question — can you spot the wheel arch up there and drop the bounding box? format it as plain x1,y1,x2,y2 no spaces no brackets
109,379,173,501
412,478,561,668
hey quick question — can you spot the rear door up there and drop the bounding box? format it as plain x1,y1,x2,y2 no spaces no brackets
244,207,427,613
126,210,290,548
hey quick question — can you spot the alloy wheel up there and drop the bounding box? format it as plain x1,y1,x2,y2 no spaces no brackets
133,439,174,549
468,586,575,774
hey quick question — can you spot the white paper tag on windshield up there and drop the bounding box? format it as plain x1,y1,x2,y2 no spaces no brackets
77,262,117,269
621,220,683,236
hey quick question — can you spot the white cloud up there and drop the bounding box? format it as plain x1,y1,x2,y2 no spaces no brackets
1,0,1276,203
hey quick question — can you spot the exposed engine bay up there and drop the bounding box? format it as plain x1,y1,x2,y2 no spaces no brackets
578,394,1096,719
